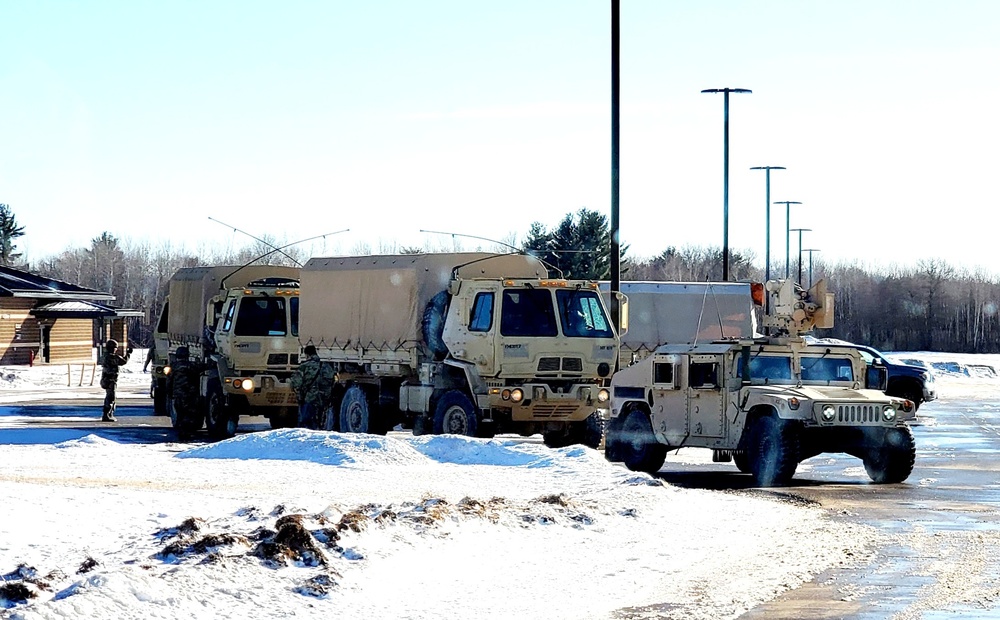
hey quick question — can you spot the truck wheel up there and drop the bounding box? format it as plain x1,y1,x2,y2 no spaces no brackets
153,378,168,416
340,385,373,434
747,416,799,487
433,391,478,436
863,426,916,483
169,394,202,441
733,451,751,473
205,386,238,440
619,411,667,474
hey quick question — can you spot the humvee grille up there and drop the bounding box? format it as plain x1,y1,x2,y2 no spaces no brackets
836,404,881,424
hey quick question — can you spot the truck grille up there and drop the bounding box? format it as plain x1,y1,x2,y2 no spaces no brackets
836,404,881,424
537,357,584,373
531,403,582,420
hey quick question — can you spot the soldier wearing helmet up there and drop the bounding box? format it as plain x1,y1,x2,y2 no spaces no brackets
100,338,133,422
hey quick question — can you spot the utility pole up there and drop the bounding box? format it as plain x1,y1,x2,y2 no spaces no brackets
774,200,802,278
789,228,811,286
750,166,785,282
610,0,621,334
702,87,751,281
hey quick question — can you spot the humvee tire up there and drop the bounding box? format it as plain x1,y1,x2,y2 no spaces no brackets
863,425,916,483
618,410,667,474
748,415,799,487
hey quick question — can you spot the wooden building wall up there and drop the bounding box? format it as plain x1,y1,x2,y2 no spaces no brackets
49,318,94,363
0,298,40,365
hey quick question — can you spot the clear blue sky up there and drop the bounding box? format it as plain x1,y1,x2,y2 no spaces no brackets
3,1,998,273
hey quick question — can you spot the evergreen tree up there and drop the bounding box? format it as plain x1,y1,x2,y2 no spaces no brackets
0,204,25,266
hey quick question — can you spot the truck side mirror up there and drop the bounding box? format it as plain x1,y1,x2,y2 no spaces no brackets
615,291,629,335
866,366,888,391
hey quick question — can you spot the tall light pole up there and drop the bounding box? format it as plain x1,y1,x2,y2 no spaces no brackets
789,228,811,286
702,87,751,281
610,0,621,333
750,166,785,282
803,248,820,288
774,200,802,278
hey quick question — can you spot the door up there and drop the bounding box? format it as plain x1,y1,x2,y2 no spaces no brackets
686,355,725,438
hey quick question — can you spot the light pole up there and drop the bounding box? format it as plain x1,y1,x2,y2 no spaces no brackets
702,87,751,281
750,166,785,282
774,200,802,278
803,248,820,288
789,228,811,286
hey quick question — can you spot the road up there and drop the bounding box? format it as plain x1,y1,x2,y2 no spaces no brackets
2,396,999,619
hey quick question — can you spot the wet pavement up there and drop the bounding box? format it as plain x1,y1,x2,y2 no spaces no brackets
3,397,1000,618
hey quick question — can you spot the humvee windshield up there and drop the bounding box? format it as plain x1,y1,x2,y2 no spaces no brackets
737,355,793,382
556,290,614,338
800,355,855,382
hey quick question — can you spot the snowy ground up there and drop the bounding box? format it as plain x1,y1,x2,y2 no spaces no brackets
1,350,998,619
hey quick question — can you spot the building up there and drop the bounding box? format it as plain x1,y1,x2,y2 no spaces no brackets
0,266,141,365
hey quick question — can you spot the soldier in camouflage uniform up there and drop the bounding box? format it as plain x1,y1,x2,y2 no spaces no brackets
170,346,204,438
291,344,335,429
100,339,133,422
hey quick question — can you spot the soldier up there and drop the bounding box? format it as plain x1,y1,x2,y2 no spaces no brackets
291,345,335,429
100,339,133,422
170,346,203,437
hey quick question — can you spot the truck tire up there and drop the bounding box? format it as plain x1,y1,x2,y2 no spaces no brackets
339,385,374,434
422,291,450,361
747,416,799,487
432,390,478,437
549,412,605,449
205,383,238,440
863,425,916,484
618,410,667,474
169,392,203,441
732,451,751,473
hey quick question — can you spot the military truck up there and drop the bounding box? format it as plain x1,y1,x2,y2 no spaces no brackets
151,265,302,439
604,278,917,486
297,252,620,447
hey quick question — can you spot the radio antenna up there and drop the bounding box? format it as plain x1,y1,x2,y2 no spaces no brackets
221,229,350,289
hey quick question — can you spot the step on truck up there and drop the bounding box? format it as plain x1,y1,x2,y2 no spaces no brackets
298,252,620,447
604,278,917,486
151,264,302,439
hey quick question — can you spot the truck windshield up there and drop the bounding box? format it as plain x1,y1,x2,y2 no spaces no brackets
556,290,614,338
500,289,558,337
801,356,855,382
234,298,289,337
737,355,793,382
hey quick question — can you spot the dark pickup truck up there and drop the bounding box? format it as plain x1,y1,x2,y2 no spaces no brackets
810,341,937,410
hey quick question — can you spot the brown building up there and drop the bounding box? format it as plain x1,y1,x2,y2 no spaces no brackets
0,266,139,365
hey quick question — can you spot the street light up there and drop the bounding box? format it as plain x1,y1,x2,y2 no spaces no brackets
789,228,812,286
803,248,820,288
703,87,752,281
774,200,802,278
750,166,785,282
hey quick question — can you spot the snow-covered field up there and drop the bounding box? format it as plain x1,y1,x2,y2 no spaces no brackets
1,350,998,619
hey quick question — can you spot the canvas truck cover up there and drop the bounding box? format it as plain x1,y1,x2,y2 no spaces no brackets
600,281,758,353
299,253,548,359
166,265,300,337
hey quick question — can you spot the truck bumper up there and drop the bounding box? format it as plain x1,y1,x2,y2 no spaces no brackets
487,383,610,423
222,375,298,408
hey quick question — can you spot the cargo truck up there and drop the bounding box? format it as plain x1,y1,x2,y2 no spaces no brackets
298,252,620,447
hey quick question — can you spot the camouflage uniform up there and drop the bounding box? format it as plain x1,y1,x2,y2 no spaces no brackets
291,349,335,429
100,339,132,422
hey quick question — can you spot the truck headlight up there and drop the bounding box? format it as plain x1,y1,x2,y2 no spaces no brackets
233,378,255,392
163,366,172,376
882,405,896,421
597,388,610,403
510,388,524,403
821,405,836,421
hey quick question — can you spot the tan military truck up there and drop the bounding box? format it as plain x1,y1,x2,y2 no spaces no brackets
151,265,301,439
605,279,917,486
298,252,620,447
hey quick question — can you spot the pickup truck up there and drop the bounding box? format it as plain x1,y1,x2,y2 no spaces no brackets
807,340,937,410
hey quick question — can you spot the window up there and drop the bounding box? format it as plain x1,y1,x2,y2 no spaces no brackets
220,300,236,333
234,297,288,336
654,362,674,385
469,292,494,332
290,297,299,337
555,290,614,338
500,289,558,337
689,361,720,389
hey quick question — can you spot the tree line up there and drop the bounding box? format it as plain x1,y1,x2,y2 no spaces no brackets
3,204,999,353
